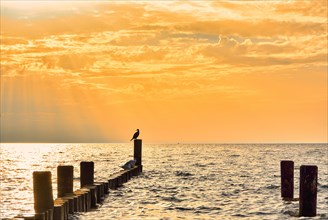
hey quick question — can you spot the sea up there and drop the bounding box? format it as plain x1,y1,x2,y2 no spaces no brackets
0,143,327,220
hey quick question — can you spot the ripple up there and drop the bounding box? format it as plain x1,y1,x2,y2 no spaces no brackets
175,206,194,211
193,163,207,167
265,184,280,190
1,143,327,219
231,213,249,217
161,195,184,202
229,154,240,158
319,184,328,189
281,209,298,217
196,205,222,212
139,200,158,205
250,211,273,215
174,171,193,177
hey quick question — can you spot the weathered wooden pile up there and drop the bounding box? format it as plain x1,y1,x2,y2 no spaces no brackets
11,139,143,220
280,160,318,217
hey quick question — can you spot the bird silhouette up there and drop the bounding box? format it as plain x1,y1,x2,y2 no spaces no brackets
130,129,139,141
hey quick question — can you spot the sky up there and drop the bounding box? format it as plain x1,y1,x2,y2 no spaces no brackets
0,0,327,143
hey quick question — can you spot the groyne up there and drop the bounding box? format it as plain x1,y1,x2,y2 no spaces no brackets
9,139,143,220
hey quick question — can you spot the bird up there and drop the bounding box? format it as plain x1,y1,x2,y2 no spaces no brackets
130,129,140,141
120,159,137,170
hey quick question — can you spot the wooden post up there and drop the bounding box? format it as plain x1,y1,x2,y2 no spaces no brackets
54,198,68,219
33,171,54,220
83,185,97,208
104,182,109,194
75,189,89,212
280,160,294,199
299,165,318,217
80,162,94,187
53,204,65,220
44,210,50,220
62,196,75,214
79,188,91,211
73,191,85,212
134,139,142,166
94,182,106,201
57,165,74,198
44,211,49,220
73,197,79,212
34,213,45,220
108,178,117,190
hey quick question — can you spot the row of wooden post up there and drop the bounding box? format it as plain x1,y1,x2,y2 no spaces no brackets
280,160,318,217
16,139,142,220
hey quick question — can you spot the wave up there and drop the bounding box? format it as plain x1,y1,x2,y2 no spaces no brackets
174,171,193,177
231,214,249,217
161,195,184,202
229,154,240,158
175,206,194,211
196,205,222,211
281,209,298,217
193,163,207,167
265,184,280,189
139,200,158,205
318,183,328,189
2,143,327,219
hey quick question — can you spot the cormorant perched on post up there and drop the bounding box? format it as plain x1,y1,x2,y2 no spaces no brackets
130,129,139,141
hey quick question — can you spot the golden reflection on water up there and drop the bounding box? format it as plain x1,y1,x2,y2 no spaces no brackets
1,143,327,219
5,143,54,162
0,143,58,217
1,143,126,218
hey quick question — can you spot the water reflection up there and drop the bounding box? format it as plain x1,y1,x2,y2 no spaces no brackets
1,144,57,217
1,143,327,219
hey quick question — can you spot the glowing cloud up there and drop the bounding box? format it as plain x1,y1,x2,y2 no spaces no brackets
1,1,327,143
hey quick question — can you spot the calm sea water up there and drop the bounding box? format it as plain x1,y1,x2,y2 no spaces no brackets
0,143,327,219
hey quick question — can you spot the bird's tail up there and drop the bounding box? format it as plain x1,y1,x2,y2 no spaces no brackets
130,138,133,141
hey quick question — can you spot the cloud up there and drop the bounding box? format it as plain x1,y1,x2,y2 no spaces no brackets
3,1,324,40
200,34,327,67
1,1,326,142
175,19,325,38
274,0,327,18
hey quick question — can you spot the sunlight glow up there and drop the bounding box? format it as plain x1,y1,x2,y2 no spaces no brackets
1,0,327,143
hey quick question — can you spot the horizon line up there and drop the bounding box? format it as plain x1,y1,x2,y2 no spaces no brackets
1,142,327,145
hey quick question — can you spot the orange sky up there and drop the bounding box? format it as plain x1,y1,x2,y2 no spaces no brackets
1,0,327,143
